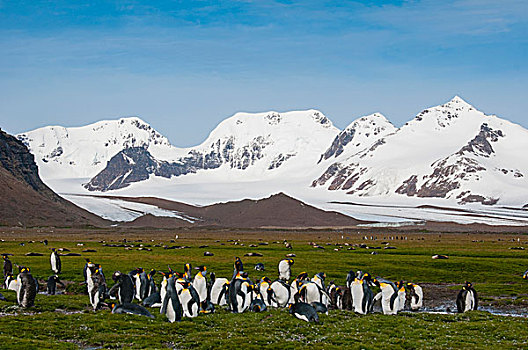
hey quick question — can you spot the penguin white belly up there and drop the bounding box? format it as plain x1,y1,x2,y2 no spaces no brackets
270,281,290,307
294,313,310,322
211,279,228,306
303,283,321,304
92,290,100,310
51,256,57,273
16,276,22,304
398,290,406,311
160,279,168,304
465,291,474,312
193,275,207,302
8,279,18,292
235,282,251,313
180,289,198,317
380,287,399,315
87,278,95,304
134,275,142,301
259,283,271,306
351,282,364,314
85,269,92,284
166,300,176,322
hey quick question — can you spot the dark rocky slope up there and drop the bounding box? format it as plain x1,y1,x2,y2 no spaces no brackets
0,129,108,227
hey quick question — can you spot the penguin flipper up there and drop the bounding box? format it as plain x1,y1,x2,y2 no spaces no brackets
160,292,169,315
456,290,465,313
389,291,399,311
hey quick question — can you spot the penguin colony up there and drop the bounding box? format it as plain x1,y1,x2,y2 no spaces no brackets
1,251,489,323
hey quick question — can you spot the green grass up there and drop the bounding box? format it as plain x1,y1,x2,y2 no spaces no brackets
1,230,528,349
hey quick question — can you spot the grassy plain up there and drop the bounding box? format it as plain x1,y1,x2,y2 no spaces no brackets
0,227,527,349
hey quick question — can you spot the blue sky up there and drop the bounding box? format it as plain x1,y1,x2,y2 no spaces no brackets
1,0,526,146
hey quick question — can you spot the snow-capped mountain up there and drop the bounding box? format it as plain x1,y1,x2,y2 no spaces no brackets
84,110,338,191
313,96,528,205
16,117,176,180
15,96,528,225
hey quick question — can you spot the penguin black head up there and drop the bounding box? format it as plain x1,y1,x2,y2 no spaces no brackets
148,269,156,277
296,272,309,281
241,271,249,279
315,272,326,281
178,280,190,289
262,276,272,284
288,259,295,266
174,272,184,279
194,265,207,273
112,271,122,282
234,257,243,271
51,248,56,252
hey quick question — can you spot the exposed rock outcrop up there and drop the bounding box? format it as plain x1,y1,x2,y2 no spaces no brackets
0,129,108,227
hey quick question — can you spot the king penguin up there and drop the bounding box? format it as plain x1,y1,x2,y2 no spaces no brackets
108,271,135,304
456,281,478,313
4,273,17,292
407,283,423,311
178,280,200,318
111,302,154,318
50,248,61,274
47,275,65,295
17,266,37,308
161,274,183,323
373,277,400,315
278,259,294,282
3,254,13,288
83,258,95,284
289,301,319,323
348,270,375,315
193,266,208,308
210,272,229,306
89,266,107,311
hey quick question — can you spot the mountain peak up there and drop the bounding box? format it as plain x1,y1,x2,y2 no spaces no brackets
346,112,391,130
319,112,396,162
443,95,474,109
